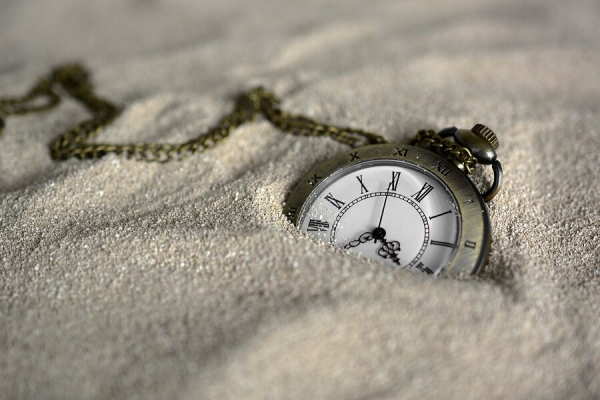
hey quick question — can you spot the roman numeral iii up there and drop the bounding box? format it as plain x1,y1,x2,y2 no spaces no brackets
307,219,330,232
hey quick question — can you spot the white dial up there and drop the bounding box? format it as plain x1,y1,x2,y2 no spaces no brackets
298,160,461,275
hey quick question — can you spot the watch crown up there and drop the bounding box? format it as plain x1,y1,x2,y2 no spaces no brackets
471,124,499,150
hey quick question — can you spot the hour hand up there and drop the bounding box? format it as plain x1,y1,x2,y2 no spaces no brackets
343,232,375,249
377,240,401,265
343,225,390,250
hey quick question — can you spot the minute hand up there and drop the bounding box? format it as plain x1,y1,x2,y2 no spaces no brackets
371,190,390,243
377,190,390,229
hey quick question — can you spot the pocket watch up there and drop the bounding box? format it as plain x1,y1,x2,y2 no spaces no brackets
0,65,503,277
283,125,503,277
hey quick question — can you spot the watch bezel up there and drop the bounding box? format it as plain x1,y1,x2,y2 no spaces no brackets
283,144,490,277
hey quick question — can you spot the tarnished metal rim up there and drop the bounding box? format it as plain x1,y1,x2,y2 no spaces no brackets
283,143,490,277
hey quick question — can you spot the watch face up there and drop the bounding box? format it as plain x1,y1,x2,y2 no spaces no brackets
284,144,490,277
298,160,460,275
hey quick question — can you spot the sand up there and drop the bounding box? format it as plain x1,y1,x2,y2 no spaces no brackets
1,0,599,398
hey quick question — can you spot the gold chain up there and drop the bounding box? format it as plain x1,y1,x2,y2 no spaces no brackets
409,129,478,174
0,64,477,171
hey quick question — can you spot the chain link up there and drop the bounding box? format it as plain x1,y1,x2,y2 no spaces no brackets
409,129,478,174
0,64,478,172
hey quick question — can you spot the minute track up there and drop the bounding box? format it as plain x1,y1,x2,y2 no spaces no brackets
329,191,431,269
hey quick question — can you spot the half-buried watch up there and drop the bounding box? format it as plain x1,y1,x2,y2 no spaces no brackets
283,125,503,277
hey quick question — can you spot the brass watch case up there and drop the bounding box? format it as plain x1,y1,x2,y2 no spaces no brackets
283,144,491,277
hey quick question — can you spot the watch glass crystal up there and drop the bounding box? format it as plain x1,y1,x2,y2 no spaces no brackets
298,160,461,275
